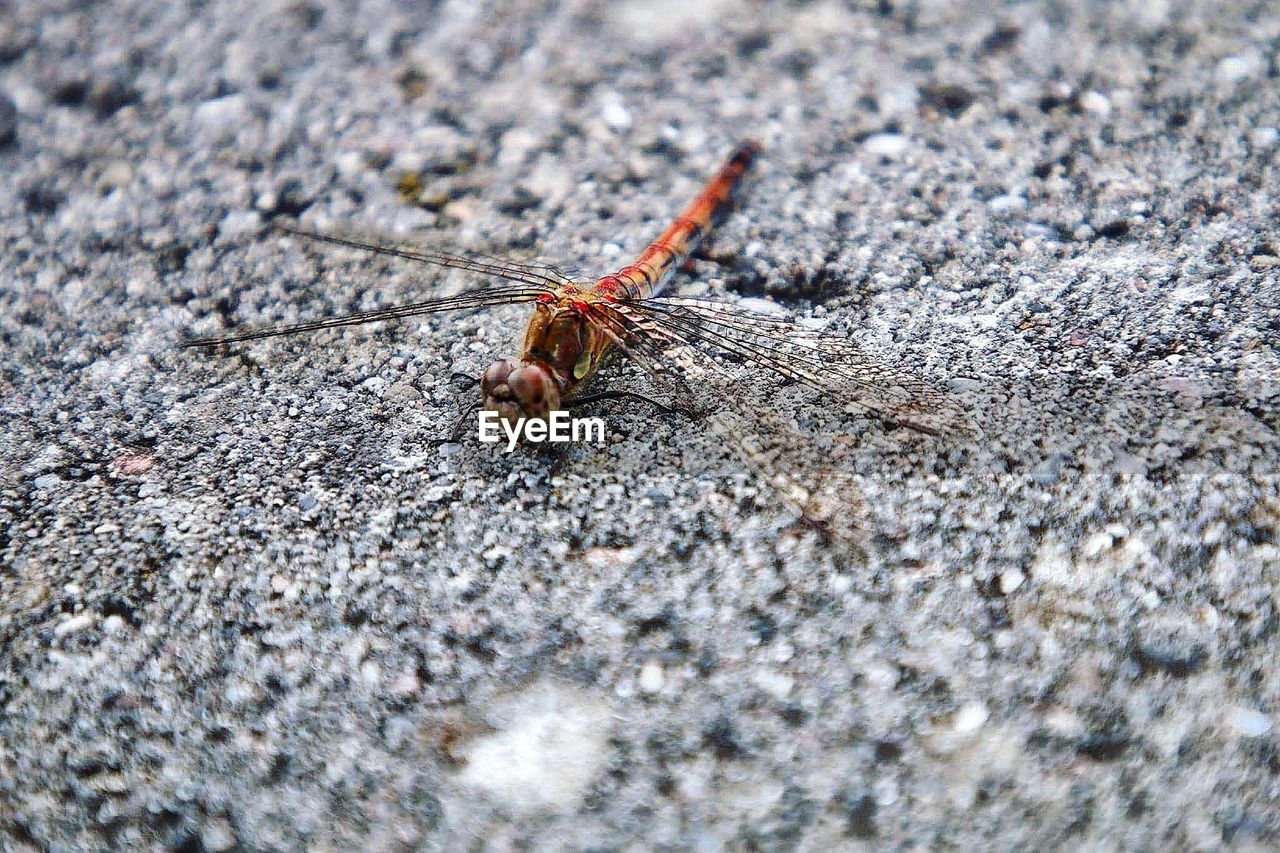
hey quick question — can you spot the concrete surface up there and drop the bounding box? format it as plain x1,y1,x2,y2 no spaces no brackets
2,0,1278,849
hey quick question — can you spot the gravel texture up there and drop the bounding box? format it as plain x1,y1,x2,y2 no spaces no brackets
3,0,1279,849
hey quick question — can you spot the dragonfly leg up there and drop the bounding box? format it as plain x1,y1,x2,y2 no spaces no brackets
446,401,483,443
568,390,697,421
544,439,576,479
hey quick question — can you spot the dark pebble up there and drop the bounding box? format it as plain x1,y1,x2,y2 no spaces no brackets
836,789,878,838
89,79,140,117
0,93,15,146
919,83,975,116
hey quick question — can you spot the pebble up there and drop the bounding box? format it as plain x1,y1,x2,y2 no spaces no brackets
637,660,665,694
457,684,610,812
1250,127,1278,148
1226,707,1273,738
193,93,248,131
33,473,62,490
1216,54,1258,85
1080,90,1111,117
0,92,16,146
988,194,1027,215
953,702,989,734
389,672,421,697
54,612,95,637
999,569,1026,594
218,209,261,240
863,133,909,158
600,93,631,131
751,668,794,700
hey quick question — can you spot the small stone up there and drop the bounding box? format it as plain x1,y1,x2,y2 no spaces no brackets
953,702,989,734
457,684,610,813
1226,707,1273,737
637,660,664,694
864,133,909,158
601,94,631,131
0,93,16,146
1079,90,1111,117
389,671,421,697
194,93,248,131
1082,531,1114,557
219,209,261,240
751,668,794,700
999,569,1025,593
919,82,975,116
1216,54,1258,85
88,78,139,117
1250,127,1278,148
988,194,1027,215
864,661,898,690
54,612,95,636
201,818,237,852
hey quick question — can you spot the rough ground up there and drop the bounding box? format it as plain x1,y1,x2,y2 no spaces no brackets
2,0,1278,849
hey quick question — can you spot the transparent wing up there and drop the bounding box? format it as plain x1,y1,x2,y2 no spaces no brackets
181,226,566,347
276,226,573,289
181,283,554,347
628,296,980,438
584,301,874,538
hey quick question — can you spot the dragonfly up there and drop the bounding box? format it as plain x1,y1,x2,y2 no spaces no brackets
184,142,978,534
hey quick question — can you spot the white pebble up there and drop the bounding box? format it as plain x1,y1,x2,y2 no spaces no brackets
751,668,794,700
458,685,609,812
1082,531,1114,558
1080,90,1111,117
54,612,95,636
999,569,1025,594
637,660,665,694
863,133,909,158
737,297,789,317
389,666,419,696
953,702,989,734
193,93,248,130
336,150,366,178
219,209,261,240
1227,707,1273,737
1216,54,1258,84
1250,127,1278,148
601,95,631,131
988,194,1027,215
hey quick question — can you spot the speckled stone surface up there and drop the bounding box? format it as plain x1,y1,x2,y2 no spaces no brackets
2,0,1278,849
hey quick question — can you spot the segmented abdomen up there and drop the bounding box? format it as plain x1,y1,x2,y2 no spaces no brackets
595,141,759,301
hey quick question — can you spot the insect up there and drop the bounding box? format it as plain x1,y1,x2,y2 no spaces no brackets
184,142,977,533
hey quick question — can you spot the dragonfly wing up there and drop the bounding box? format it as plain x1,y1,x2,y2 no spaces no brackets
630,296,981,438
182,282,553,347
588,301,871,538
277,226,573,289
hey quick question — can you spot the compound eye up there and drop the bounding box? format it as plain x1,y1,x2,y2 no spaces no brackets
507,365,560,414
507,366,546,401
481,359,513,394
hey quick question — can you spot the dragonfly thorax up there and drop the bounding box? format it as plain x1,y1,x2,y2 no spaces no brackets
481,358,562,425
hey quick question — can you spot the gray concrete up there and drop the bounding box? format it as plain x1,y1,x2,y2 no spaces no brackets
2,0,1278,849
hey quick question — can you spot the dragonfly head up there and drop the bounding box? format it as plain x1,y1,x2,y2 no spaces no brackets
481,358,561,425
